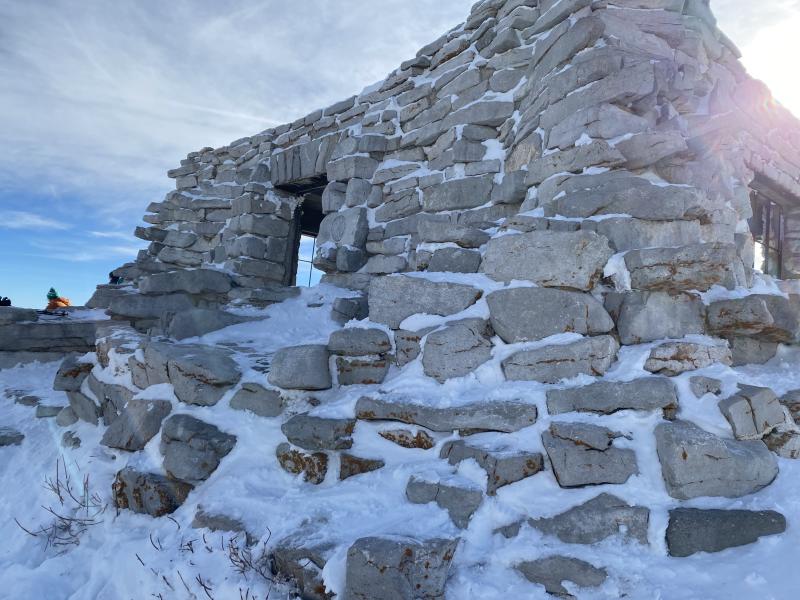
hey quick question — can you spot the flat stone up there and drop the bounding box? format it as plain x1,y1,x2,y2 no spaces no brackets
666,508,787,557
606,291,706,345
67,391,101,425
0,307,37,325
276,443,328,484
139,269,232,295
690,376,722,398
0,427,24,447
503,336,619,383
356,395,537,433
729,336,779,366
546,378,678,418
281,414,355,451
516,556,607,598
423,319,492,382
655,420,779,500
406,476,483,529
487,287,614,343
625,243,737,292
707,294,800,343
112,468,193,517
718,385,788,440
35,405,63,418
343,536,458,600
440,440,544,495
167,309,247,340
56,406,78,427
53,355,93,392
335,355,390,385
644,341,732,376
481,230,613,290
542,422,638,487
101,399,172,451
229,383,283,417
529,493,649,545
164,343,241,406
428,248,482,273
268,345,332,391
160,414,236,484
339,453,385,480
328,328,391,356
418,220,490,248
379,428,435,450
368,276,482,329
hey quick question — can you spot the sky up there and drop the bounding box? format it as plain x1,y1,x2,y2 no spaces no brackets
0,0,799,308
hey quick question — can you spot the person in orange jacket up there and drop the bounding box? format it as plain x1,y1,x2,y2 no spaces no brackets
46,288,71,310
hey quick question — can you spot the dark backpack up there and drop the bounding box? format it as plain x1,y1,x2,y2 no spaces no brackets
0,297,11,307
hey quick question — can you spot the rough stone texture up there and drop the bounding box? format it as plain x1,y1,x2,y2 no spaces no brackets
328,328,391,356
422,175,493,211
728,336,779,366
281,414,355,451
229,383,283,417
440,440,544,495
36,404,63,418
271,534,334,600
542,422,638,487
422,319,492,382
112,468,194,517
67,391,101,425
368,276,482,329
546,378,678,418
160,414,236,484
428,248,482,273
624,243,737,292
53,355,93,392
503,335,619,383
690,376,723,398
707,295,800,343
62,431,81,449
764,430,800,459
192,508,256,546
0,307,37,325
666,508,787,557
335,355,390,386
516,556,607,598
528,493,649,545
605,291,706,345
268,345,332,390
139,269,232,295
487,287,614,343
276,443,328,484
101,399,172,451
406,476,483,529
339,453,385,480
379,428,435,450
56,406,78,427
167,308,248,340
356,395,537,433
718,385,788,440
0,427,24,447
343,536,457,600
781,389,800,424
655,420,779,499
644,341,732,376
481,231,613,290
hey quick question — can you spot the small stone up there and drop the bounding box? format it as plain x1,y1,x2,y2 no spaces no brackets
516,556,607,598
35,405,64,418
271,534,334,600
53,355,93,392
67,391,101,425
718,385,788,440
56,406,78,427
335,355,390,385
546,378,678,418
112,468,193,516
503,336,619,383
428,248,482,273
379,429,435,449
339,453,385,480
406,476,483,529
230,383,283,417
160,414,236,484
276,442,328,484
689,376,722,398
62,431,81,449
644,341,732,376
268,345,332,391
666,508,786,557
440,440,544,495
281,414,355,451
101,399,172,451
764,430,800,459
192,508,256,546
328,328,391,356
422,319,492,382
0,427,24,447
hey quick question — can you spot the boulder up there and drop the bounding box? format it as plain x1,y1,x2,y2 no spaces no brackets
718,385,789,440
707,294,800,343
229,383,283,417
481,230,613,290
655,420,779,499
379,429,435,450
160,414,236,484
335,356,391,385
268,345,332,391
356,395,537,433
139,269,232,295
605,291,705,345
406,476,483,529
0,427,24,447
546,378,678,418
422,319,493,382
516,556,607,598
368,276,482,329
487,288,614,343
440,440,544,495
276,439,329,484
542,422,638,487
625,243,736,292
503,336,619,383
112,468,193,517
281,414,355,451
666,508,787,557
644,341,732,376
528,493,649,545
53,355,93,392
343,536,458,600
101,399,172,451
328,328,391,356
167,309,248,340
339,453,385,480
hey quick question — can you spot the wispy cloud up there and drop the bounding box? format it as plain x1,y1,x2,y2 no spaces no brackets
0,210,71,230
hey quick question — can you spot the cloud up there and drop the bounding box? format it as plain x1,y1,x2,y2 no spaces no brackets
713,0,800,47
0,210,71,230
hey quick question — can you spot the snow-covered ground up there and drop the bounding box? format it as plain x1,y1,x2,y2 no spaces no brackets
1,286,800,599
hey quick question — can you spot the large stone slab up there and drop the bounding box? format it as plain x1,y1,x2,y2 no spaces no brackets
422,319,492,382
406,477,483,529
281,414,355,451
605,291,706,345
440,440,544,495
0,320,98,353
160,414,236,484
707,294,800,343
624,243,736,292
368,276,482,329
666,508,787,557
481,231,613,290
542,422,638,487
109,292,194,320
101,399,172,451
487,287,614,343
718,385,788,440
503,336,619,383
655,420,779,499
112,468,193,517
139,269,232,295
356,395,537,433
268,344,332,390
546,378,678,418
343,537,458,600
0,307,37,325
516,556,607,598
644,341,732,376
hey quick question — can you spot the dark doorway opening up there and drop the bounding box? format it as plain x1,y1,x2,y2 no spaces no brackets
276,176,327,287
749,176,791,279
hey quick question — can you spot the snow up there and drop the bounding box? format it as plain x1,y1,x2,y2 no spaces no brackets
2,284,800,600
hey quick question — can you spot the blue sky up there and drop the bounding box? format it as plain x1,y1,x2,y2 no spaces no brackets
1,0,798,308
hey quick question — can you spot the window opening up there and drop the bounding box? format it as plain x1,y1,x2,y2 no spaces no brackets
749,182,787,279
275,176,327,288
